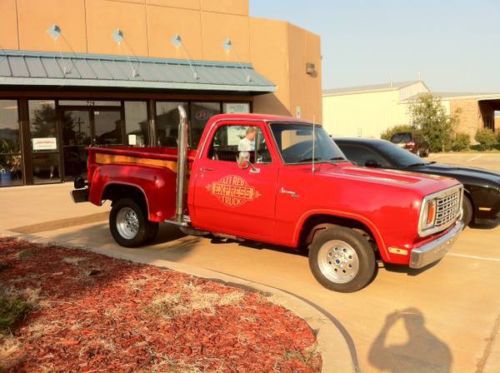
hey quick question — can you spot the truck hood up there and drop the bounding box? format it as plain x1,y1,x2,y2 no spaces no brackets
319,162,460,196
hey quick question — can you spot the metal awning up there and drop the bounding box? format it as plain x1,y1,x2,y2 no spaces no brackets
0,50,275,94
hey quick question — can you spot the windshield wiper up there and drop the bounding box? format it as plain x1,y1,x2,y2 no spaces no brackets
406,162,428,168
297,157,323,163
329,157,346,161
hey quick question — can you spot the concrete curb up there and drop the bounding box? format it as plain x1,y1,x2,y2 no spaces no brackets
1,230,357,373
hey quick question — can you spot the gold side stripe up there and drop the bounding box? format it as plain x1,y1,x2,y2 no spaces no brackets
95,153,177,173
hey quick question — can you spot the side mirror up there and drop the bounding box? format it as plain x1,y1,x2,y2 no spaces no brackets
237,158,250,169
365,159,380,168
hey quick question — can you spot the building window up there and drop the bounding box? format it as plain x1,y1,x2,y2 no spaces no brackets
190,102,221,148
124,101,149,147
58,100,121,107
0,100,23,186
29,100,60,183
223,102,250,114
93,110,123,145
155,101,188,147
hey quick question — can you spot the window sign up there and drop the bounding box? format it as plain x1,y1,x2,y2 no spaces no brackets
223,103,250,114
32,137,57,151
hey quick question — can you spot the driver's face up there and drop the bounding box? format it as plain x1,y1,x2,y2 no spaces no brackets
247,131,256,141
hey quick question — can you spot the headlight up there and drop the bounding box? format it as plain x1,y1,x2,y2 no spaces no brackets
420,199,437,231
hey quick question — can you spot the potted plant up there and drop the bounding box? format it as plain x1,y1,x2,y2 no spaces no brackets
0,139,21,186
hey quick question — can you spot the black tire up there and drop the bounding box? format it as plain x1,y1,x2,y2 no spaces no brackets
462,194,473,228
309,226,376,293
145,221,159,244
109,198,157,247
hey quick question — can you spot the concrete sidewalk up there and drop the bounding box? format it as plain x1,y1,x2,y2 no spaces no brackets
0,182,109,232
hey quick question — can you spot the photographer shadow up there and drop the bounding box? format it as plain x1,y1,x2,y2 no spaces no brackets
368,308,452,373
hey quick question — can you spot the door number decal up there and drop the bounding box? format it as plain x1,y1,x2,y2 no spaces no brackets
206,175,261,208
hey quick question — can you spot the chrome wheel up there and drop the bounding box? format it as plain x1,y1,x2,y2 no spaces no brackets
317,240,360,284
116,207,139,240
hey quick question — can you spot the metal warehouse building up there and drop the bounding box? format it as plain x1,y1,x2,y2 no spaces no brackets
0,0,321,187
322,80,500,140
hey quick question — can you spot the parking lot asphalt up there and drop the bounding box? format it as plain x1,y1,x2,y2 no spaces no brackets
2,153,499,372
428,152,500,172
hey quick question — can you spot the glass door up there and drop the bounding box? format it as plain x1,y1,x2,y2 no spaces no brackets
29,100,61,184
61,109,91,180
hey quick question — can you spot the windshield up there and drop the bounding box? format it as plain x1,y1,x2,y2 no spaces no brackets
270,122,346,164
373,140,427,168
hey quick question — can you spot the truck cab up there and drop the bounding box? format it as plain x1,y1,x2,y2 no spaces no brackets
73,109,464,292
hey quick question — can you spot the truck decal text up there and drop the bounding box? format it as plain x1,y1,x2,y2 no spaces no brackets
206,175,261,208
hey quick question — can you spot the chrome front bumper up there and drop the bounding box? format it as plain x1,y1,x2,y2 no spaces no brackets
410,220,464,269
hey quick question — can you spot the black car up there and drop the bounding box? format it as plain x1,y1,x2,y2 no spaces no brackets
335,138,500,227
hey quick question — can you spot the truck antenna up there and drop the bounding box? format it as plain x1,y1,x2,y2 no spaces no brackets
312,115,316,173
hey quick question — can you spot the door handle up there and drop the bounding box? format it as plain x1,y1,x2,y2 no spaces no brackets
279,187,299,198
200,167,215,172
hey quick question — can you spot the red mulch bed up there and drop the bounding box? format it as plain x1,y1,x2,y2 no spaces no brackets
0,237,321,372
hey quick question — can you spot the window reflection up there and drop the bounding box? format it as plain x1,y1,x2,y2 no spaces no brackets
125,102,148,147
29,100,58,151
94,111,123,145
155,102,187,147
0,100,22,186
32,153,60,183
29,100,60,184
190,102,221,148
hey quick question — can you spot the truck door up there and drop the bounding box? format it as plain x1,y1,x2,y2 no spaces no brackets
191,122,278,240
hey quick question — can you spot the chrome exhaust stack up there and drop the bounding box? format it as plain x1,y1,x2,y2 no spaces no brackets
175,105,189,224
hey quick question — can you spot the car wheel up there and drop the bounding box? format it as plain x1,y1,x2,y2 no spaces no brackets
462,195,473,228
145,221,159,244
109,198,157,247
309,226,376,293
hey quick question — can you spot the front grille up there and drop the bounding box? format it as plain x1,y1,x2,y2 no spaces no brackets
419,186,463,237
435,190,461,228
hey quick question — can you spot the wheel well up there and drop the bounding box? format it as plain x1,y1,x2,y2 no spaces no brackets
463,189,474,220
102,184,148,213
300,214,378,251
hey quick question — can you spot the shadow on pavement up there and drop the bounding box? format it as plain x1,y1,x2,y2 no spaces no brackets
368,308,452,373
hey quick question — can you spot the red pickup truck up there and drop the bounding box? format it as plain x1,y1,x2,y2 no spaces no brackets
72,108,464,292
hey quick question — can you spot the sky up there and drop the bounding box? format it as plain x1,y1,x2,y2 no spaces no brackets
250,0,500,93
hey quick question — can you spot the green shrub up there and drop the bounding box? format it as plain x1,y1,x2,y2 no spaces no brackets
451,133,470,152
0,296,31,334
380,125,414,141
496,129,500,144
475,128,496,150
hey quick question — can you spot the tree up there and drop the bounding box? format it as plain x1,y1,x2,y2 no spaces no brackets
380,124,413,141
451,132,470,151
409,94,459,152
475,128,496,150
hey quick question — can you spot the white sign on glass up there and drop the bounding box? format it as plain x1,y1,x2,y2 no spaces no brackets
223,103,250,114
32,137,57,151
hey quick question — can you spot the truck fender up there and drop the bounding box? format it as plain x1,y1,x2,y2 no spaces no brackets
89,165,173,222
295,209,388,260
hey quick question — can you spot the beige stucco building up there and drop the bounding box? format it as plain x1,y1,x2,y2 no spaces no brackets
0,0,321,187
323,81,499,140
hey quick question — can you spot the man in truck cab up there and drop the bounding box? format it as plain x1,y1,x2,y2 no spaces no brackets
238,126,257,164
